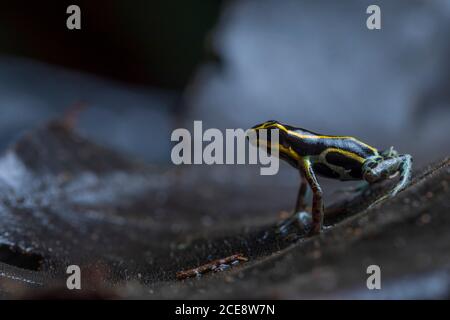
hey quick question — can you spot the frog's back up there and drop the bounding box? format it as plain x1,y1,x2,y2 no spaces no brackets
285,125,378,159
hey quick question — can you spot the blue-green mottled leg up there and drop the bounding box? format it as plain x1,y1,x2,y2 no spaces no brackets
369,154,412,208
390,154,412,195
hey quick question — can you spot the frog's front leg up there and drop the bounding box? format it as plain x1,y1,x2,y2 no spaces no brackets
295,171,308,212
300,157,323,235
277,172,310,235
363,153,412,207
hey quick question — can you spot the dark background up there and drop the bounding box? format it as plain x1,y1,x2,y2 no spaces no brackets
0,1,222,89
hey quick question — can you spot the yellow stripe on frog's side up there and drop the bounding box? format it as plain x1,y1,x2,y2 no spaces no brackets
272,123,378,154
321,147,365,164
256,139,302,162
279,145,302,162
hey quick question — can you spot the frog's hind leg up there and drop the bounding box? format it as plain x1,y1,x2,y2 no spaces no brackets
390,154,412,196
369,154,413,208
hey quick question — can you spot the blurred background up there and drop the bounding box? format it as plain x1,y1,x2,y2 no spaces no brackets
0,0,449,165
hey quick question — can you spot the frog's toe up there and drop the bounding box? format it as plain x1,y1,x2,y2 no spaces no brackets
297,211,312,228
277,211,312,235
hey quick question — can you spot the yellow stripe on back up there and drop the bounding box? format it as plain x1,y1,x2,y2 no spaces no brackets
285,129,378,154
257,140,302,162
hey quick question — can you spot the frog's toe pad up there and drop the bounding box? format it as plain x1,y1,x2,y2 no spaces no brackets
297,211,312,228
277,211,312,235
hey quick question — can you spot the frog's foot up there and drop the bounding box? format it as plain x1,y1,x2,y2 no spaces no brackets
277,211,313,235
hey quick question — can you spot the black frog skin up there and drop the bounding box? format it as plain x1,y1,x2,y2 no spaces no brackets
248,120,412,235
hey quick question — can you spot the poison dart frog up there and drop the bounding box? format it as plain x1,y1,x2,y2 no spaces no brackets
248,120,412,235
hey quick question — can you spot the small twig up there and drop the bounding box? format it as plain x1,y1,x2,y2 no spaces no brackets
176,253,248,280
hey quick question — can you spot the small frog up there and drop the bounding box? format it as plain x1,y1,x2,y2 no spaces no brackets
248,120,412,235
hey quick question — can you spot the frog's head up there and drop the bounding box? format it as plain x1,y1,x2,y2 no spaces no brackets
246,120,290,150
